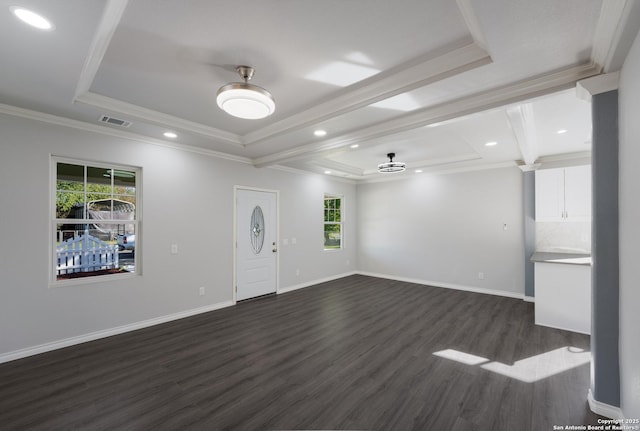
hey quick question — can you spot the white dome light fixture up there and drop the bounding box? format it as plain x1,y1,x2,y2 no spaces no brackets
10,6,54,30
216,66,275,120
378,153,406,173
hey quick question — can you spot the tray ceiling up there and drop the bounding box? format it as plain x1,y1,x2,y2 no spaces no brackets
0,0,636,180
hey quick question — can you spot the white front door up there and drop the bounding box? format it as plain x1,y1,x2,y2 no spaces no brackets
236,189,277,301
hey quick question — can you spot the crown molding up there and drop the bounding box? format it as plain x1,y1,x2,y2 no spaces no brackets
358,160,517,184
74,92,243,147
73,0,129,100
0,103,252,165
253,62,601,168
242,37,492,146
577,72,620,101
516,162,541,172
535,151,592,169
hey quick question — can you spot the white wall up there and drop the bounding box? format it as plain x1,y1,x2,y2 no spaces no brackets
0,113,356,359
356,168,525,296
619,26,640,420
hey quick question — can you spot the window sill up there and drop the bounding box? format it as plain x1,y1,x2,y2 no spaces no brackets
323,248,343,253
49,271,140,288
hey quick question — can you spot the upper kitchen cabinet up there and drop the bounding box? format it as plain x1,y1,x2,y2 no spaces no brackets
535,165,591,221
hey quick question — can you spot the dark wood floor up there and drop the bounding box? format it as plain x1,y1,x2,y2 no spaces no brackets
0,275,602,430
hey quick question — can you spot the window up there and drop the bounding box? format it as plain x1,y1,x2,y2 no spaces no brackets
324,194,343,250
53,159,139,282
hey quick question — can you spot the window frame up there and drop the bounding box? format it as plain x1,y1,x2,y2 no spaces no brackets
323,193,344,251
50,156,141,286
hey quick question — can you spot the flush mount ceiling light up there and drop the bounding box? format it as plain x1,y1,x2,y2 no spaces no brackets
216,66,275,120
378,153,406,173
10,6,54,30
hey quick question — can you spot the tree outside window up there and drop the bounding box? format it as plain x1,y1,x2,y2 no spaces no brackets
324,194,343,250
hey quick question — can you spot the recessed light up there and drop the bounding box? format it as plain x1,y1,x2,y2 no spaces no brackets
557,129,568,134
163,131,178,139
350,144,359,149
10,6,54,30
485,141,498,147
324,170,332,175
415,169,423,173
314,129,327,137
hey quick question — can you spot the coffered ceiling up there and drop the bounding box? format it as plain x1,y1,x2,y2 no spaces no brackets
1,0,638,180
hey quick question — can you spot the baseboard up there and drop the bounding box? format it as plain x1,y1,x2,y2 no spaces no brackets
588,389,624,419
534,320,590,335
279,271,358,294
0,271,521,364
357,271,525,300
523,295,535,303
2,272,361,364
0,300,234,365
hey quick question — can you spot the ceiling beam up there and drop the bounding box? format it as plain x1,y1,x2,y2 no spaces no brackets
506,104,538,166
253,62,600,168
242,37,492,146
456,0,489,51
591,0,640,72
307,159,364,177
73,0,129,100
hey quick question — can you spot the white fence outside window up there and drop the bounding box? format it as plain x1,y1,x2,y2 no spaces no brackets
56,233,119,275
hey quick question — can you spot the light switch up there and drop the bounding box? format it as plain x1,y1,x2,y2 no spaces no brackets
170,244,178,254
282,238,289,246
291,237,297,245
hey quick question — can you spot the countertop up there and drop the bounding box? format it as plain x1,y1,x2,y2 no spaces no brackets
530,252,592,266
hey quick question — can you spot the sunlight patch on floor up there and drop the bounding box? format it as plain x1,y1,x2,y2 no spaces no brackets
433,349,490,365
433,346,590,383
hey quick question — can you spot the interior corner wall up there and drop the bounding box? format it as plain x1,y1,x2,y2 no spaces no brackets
619,25,640,420
356,168,525,296
591,89,620,408
0,113,356,358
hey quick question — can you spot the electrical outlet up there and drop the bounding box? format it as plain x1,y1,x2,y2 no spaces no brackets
478,272,485,280
199,286,205,296
170,243,178,254
295,269,300,276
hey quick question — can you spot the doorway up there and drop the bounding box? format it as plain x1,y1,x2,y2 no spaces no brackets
235,187,278,301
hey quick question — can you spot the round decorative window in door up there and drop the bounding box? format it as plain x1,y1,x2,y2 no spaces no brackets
250,205,265,254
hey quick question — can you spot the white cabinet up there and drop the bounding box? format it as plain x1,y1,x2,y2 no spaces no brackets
534,262,591,334
535,166,591,221
564,166,591,219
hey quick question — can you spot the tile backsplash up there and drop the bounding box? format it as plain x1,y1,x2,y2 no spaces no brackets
536,221,591,253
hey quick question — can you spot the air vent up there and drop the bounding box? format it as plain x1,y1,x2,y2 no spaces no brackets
99,115,132,128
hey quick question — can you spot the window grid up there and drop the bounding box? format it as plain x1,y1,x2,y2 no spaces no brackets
52,158,139,283
324,194,343,250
